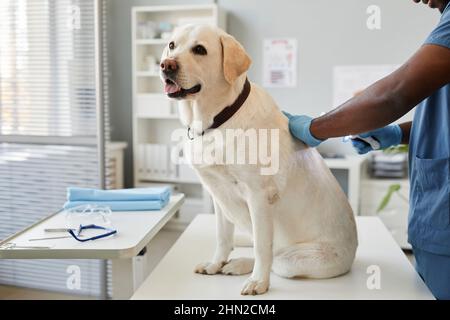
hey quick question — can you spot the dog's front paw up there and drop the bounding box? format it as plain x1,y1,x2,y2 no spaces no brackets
222,258,254,275
194,262,224,275
240,277,269,295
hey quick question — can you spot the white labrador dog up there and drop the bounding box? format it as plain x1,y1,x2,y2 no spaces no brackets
160,25,357,295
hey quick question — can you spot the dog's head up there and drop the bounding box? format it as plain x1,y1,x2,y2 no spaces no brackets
160,25,251,100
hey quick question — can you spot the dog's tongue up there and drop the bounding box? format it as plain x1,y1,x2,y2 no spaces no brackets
164,82,181,94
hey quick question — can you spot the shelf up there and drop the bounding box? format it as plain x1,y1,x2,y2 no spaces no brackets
136,38,168,45
136,114,179,120
136,71,160,77
137,93,166,98
323,155,367,170
107,141,128,151
361,178,409,185
138,176,200,184
133,4,218,13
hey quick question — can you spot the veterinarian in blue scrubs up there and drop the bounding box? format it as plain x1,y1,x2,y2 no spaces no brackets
285,0,450,299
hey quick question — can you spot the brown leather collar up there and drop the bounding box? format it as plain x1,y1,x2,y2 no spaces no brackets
188,78,251,140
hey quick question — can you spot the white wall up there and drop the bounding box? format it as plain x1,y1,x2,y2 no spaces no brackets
107,0,441,187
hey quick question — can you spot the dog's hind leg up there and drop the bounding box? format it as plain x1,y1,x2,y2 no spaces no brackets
271,242,354,279
222,258,254,275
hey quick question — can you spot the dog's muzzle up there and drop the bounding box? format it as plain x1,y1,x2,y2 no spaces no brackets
160,58,201,99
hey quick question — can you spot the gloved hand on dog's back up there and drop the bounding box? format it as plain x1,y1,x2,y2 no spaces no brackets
283,111,402,153
350,124,402,154
282,111,324,147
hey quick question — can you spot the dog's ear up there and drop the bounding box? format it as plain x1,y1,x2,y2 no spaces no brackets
220,34,251,84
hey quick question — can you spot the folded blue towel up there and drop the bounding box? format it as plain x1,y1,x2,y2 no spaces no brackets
67,187,171,202
63,198,170,211
64,187,171,211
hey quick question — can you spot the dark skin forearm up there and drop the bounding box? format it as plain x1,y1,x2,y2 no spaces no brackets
310,44,450,141
399,121,412,144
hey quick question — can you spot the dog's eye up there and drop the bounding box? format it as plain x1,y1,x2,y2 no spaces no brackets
192,44,207,55
168,41,175,50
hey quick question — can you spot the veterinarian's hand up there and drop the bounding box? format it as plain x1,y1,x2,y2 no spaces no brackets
351,124,402,154
282,112,324,147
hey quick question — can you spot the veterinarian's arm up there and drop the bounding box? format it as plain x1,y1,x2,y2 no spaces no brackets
286,44,450,145
312,45,450,139
399,122,411,144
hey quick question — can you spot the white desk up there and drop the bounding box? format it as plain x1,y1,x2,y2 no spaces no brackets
132,214,433,300
0,194,185,299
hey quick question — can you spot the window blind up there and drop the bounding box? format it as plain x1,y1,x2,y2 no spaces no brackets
0,0,111,298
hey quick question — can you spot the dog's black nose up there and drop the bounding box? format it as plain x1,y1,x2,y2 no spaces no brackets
160,58,178,74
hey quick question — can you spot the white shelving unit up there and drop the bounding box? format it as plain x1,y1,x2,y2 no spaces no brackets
131,4,226,230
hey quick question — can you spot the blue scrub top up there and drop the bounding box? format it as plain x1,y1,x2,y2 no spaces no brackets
408,2,450,256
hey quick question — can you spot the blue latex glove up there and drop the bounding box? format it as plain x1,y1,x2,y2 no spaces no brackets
282,111,324,147
351,124,402,154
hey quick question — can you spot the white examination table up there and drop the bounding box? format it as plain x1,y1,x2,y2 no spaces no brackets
0,194,185,299
132,215,434,300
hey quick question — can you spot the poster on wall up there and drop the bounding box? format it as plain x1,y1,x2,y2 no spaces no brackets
332,65,399,107
263,38,297,88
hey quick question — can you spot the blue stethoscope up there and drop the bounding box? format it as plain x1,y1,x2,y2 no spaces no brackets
68,224,117,242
